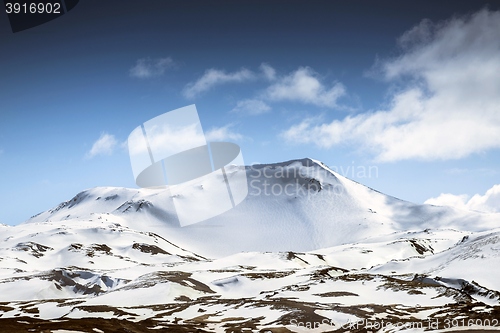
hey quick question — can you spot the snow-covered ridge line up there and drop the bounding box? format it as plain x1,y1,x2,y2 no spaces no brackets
21,158,500,258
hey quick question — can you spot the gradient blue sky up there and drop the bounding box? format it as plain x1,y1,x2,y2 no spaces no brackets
1,0,500,225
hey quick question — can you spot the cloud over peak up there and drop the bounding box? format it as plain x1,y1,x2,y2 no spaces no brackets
282,9,500,162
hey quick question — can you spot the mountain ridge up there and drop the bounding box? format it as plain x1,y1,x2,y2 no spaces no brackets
23,158,499,258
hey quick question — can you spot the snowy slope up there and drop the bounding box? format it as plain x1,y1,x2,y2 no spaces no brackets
0,220,499,332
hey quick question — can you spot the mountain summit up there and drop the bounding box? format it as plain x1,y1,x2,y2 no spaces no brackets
26,158,497,257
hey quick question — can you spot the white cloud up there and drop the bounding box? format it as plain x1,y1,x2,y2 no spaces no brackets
230,64,347,115
260,63,276,81
231,99,271,115
86,133,117,159
147,123,205,156
128,124,205,157
424,193,469,210
129,57,174,78
282,9,500,162
425,184,500,213
205,124,243,142
184,63,347,111
183,68,255,98
265,67,346,108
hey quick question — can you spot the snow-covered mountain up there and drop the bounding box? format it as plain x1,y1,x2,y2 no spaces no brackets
1,158,499,332
25,158,499,257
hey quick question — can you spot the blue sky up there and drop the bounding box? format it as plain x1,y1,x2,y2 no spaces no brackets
1,0,500,225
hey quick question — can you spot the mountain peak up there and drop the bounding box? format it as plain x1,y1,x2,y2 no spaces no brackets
25,158,498,257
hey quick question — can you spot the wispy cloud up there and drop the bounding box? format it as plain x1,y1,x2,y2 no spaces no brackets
183,68,255,98
425,184,500,213
265,67,346,108
231,99,271,115
86,133,118,159
129,57,174,78
228,64,347,116
205,124,243,142
281,9,500,162
186,63,347,112
260,63,276,81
